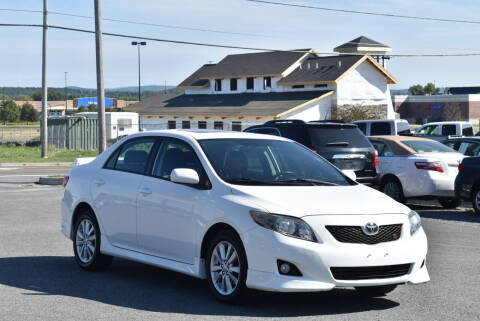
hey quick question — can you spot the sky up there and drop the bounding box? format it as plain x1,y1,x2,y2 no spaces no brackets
0,0,479,90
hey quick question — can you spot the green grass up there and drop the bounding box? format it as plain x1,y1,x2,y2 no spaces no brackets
0,145,98,163
0,121,40,127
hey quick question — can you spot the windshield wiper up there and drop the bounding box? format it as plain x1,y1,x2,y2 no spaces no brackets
225,178,272,185
276,178,339,186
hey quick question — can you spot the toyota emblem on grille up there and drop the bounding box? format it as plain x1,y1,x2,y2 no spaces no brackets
362,222,379,236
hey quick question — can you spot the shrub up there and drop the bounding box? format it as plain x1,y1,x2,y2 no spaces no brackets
1,99,20,122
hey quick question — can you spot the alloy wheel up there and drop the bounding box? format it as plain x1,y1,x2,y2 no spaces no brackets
210,241,240,296
75,218,97,264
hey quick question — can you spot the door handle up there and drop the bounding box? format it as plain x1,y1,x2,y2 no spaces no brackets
140,188,152,196
94,179,105,186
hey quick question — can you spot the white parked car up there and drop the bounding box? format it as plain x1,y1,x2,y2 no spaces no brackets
414,121,474,140
62,130,429,303
369,136,465,208
354,119,411,136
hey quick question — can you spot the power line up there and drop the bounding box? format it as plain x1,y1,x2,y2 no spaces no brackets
2,23,480,57
0,7,287,39
246,0,480,24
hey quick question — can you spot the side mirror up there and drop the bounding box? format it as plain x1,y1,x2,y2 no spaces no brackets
341,169,357,181
170,168,200,185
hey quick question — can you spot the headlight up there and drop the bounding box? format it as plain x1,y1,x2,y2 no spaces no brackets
250,210,317,242
409,211,421,235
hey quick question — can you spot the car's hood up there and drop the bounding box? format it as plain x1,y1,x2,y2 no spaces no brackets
229,184,409,217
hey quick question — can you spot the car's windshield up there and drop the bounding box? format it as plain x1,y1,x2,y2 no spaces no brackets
402,140,455,153
199,139,351,186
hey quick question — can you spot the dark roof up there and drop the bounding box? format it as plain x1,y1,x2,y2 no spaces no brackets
178,51,310,87
447,87,480,95
126,91,332,117
177,64,216,88
277,55,363,85
334,36,390,51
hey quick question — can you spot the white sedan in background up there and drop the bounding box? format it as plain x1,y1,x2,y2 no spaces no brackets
369,136,464,208
61,130,429,303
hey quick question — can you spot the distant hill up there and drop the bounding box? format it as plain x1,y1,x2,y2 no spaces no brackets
0,85,182,101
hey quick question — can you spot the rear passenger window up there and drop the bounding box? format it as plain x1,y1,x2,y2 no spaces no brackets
370,122,391,135
370,140,394,157
114,138,156,174
442,125,456,136
356,123,367,135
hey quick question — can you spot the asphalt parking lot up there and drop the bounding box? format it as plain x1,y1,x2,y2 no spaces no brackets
0,165,479,321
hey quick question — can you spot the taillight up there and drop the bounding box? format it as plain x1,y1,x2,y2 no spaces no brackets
374,149,379,167
415,161,444,173
458,163,465,171
62,175,69,188
310,148,317,154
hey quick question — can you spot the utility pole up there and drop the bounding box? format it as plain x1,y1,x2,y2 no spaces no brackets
41,0,48,158
131,41,146,102
64,71,68,117
94,0,106,152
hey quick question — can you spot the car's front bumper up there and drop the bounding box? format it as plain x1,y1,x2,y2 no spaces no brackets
242,214,429,292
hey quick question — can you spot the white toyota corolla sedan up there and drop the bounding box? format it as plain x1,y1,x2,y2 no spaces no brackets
61,130,429,303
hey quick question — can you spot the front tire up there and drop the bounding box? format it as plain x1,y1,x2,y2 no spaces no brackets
73,210,112,271
381,177,406,204
438,197,462,209
355,284,398,297
472,186,480,215
206,230,247,304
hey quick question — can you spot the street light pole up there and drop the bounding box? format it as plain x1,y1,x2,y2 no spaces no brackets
64,71,68,117
131,41,146,102
41,0,48,158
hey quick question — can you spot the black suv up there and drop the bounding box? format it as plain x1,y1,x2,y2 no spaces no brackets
455,156,480,215
245,120,378,185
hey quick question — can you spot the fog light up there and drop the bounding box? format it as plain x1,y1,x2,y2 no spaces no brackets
279,263,291,274
277,260,302,276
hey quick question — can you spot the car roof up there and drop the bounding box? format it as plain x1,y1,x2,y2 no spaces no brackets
421,121,471,126
443,136,480,142
127,129,290,142
353,119,407,123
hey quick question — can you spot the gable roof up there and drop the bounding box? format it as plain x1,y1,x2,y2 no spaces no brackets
334,36,391,53
126,91,332,118
177,50,312,89
177,64,216,89
278,55,397,85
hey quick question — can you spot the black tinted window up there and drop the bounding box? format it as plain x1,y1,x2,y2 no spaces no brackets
370,122,391,135
442,125,456,136
248,128,280,136
308,126,371,148
114,138,156,174
462,126,474,136
356,123,367,134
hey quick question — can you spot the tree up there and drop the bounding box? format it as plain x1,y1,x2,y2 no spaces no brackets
424,82,440,95
442,103,463,121
78,106,89,112
20,102,39,122
1,99,21,122
334,105,382,122
409,84,425,95
14,94,32,101
88,104,98,112
32,90,65,101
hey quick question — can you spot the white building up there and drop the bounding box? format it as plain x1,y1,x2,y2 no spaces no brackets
128,36,397,131
74,112,139,140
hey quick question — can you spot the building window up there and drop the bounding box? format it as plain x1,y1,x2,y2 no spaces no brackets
292,85,305,89
182,121,190,129
214,121,224,130
168,120,176,129
230,78,237,91
214,79,222,91
314,84,327,88
246,77,254,90
232,121,242,132
198,121,207,129
263,77,271,89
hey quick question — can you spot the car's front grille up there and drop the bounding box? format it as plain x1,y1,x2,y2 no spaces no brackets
330,264,412,281
325,224,402,245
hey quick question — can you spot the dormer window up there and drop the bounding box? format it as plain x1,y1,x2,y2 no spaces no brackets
246,77,254,90
230,78,238,91
214,79,222,91
263,77,271,89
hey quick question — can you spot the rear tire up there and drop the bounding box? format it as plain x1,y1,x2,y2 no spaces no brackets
381,177,406,204
355,284,398,297
206,230,247,304
472,186,480,215
73,209,113,271
438,197,462,209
